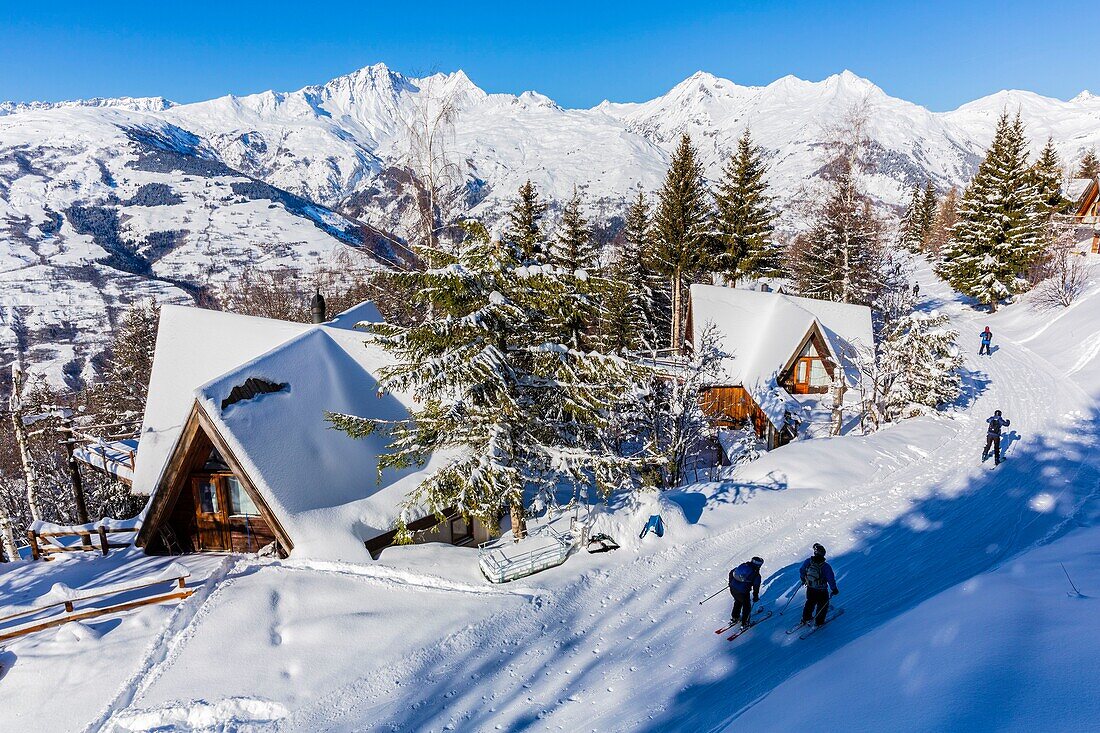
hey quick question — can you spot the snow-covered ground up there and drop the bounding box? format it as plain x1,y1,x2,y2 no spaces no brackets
2,260,1098,731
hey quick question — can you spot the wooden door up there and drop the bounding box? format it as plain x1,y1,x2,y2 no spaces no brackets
191,476,229,551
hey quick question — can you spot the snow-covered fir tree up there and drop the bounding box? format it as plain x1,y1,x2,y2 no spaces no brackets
328,221,659,538
880,310,962,420
602,191,668,352
790,154,885,306
712,129,781,283
91,301,160,423
898,182,937,252
504,180,549,260
652,134,713,349
546,187,600,350
939,113,1047,312
1030,138,1069,214
1075,148,1100,180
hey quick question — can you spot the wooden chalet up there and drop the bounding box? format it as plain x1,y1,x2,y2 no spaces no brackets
687,285,873,449
1065,177,1100,252
131,303,490,561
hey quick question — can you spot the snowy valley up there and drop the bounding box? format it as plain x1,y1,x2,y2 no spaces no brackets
4,64,1100,385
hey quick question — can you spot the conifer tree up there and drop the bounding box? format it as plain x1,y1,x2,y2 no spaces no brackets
92,301,160,422
939,113,1046,312
547,187,599,350
918,180,938,242
790,155,885,306
606,191,669,351
548,187,599,272
504,180,548,261
898,185,924,252
1075,148,1100,180
328,222,659,538
880,310,962,420
712,129,781,283
1031,138,1069,214
652,134,713,350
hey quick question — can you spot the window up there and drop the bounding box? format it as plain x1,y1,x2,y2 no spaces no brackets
198,480,219,514
809,359,830,386
227,476,259,516
450,516,474,546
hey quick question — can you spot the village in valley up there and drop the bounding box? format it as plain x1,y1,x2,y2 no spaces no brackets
3,6,1100,731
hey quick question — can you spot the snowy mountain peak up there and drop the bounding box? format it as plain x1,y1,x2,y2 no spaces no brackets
1071,89,1097,103
0,95,176,116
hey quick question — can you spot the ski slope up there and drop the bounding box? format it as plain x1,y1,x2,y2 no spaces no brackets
1,263,1098,732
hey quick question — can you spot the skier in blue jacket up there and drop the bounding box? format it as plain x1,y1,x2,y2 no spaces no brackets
728,557,764,629
979,326,993,356
800,544,839,627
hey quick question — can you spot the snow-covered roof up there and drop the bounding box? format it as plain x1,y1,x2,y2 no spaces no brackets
689,285,873,428
73,438,138,483
1064,178,1095,204
135,301,442,560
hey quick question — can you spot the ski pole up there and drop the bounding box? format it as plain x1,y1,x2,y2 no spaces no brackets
698,585,729,605
778,583,803,615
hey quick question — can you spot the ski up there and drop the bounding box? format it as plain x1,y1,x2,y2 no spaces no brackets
785,619,809,635
798,607,845,639
727,610,773,641
715,604,769,634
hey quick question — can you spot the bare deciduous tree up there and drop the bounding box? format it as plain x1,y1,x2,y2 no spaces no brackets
1032,231,1092,310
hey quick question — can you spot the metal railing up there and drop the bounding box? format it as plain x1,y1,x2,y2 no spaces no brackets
478,525,573,584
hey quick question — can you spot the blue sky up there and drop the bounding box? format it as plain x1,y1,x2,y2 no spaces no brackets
1,1,1094,110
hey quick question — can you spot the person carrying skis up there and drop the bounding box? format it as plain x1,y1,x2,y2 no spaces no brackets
800,544,838,627
979,326,993,356
728,556,764,629
983,409,1011,465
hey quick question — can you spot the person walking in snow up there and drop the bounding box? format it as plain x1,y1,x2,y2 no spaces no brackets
912,282,920,299
979,326,993,356
728,556,764,629
800,544,838,627
983,410,1011,465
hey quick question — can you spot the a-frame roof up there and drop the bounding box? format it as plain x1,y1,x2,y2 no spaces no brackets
688,285,873,429
134,301,455,561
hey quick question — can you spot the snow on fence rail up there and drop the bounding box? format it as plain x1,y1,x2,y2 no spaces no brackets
0,563,193,642
27,516,142,560
478,526,573,583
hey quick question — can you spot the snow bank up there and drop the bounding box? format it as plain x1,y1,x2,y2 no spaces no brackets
584,489,692,551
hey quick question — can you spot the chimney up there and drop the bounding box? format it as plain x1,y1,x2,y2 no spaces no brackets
310,289,327,324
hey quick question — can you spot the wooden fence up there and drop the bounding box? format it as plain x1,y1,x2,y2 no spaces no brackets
27,526,139,560
0,565,192,643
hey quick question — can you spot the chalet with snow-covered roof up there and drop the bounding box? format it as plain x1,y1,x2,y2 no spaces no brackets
1065,177,1100,252
686,285,873,450
132,302,490,561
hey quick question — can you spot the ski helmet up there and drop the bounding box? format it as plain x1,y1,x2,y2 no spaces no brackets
813,543,826,557
995,409,1002,416
751,556,764,566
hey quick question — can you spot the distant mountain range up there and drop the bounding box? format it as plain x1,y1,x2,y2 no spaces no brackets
3,63,1099,387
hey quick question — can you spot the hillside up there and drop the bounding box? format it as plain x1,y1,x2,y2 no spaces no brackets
1,259,1096,732
5,64,1100,386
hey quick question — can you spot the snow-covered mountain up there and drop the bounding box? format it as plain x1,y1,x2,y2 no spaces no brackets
4,63,1100,385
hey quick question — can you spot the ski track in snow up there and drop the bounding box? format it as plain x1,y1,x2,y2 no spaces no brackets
84,556,243,733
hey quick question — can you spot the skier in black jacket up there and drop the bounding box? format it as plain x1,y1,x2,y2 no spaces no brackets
983,410,1011,465
800,543,839,627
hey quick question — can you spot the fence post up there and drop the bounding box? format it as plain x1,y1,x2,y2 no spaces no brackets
27,530,40,561
98,526,109,556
